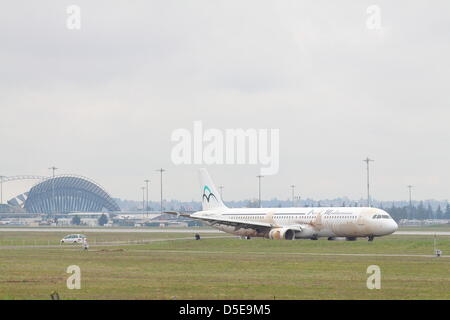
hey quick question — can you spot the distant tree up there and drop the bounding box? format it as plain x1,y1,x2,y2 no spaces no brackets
445,203,450,218
98,214,108,226
246,200,259,208
417,201,425,220
436,205,443,219
426,203,434,219
386,203,399,221
71,215,81,225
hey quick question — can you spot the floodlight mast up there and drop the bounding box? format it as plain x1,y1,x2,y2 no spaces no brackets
48,166,58,214
155,168,166,213
144,179,150,217
256,175,264,208
291,185,296,207
363,158,374,207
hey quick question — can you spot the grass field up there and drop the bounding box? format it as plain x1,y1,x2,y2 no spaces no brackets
0,231,449,300
0,230,213,246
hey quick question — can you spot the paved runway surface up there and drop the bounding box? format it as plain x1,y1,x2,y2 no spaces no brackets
1,227,450,236
0,227,223,233
131,249,449,259
394,231,450,236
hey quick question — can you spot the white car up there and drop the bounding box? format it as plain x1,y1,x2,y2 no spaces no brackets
60,234,87,244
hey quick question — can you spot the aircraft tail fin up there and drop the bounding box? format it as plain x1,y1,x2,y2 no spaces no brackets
198,168,227,211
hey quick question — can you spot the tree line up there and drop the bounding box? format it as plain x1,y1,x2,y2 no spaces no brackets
381,202,450,221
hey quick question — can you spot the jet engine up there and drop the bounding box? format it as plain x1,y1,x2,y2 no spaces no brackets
268,228,296,240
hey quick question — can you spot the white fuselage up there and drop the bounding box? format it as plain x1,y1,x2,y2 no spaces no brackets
192,207,398,239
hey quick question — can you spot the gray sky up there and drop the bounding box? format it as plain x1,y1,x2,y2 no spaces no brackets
1,1,450,202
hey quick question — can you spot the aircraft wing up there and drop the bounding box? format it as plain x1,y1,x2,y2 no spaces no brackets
201,215,275,230
163,211,193,218
164,211,275,231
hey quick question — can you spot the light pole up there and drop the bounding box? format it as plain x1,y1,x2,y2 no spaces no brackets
407,185,414,220
144,179,150,216
363,158,374,207
0,176,6,205
155,168,166,213
407,185,413,207
256,175,264,208
48,166,58,214
141,186,145,212
219,185,224,199
290,185,296,207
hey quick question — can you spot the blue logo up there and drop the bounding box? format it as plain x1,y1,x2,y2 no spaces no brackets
202,186,217,203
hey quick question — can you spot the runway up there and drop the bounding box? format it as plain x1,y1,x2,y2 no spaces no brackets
0,227,223,234
1,227,449,236
131,249,449,259
394,231,450,236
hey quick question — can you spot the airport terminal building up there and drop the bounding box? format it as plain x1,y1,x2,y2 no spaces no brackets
5,175,120,214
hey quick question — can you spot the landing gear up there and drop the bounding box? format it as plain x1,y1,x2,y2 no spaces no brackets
345,237,357,241
368,236,374,242
327,237,336,241
245,236,251,240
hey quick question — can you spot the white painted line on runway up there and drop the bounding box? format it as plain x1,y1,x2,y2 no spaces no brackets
129,249,450,259
394,231,450,236
1,228,450,236
0,227,222,234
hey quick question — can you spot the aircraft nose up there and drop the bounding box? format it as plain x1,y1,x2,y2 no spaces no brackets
388,220,398,234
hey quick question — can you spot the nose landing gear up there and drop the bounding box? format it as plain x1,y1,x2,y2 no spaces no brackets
368,235,374,242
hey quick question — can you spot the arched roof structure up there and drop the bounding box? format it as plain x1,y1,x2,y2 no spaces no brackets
24,175,120,213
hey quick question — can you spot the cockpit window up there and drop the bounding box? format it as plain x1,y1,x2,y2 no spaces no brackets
373,214,391,219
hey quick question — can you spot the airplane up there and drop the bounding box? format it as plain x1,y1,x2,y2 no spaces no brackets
168,169,398,241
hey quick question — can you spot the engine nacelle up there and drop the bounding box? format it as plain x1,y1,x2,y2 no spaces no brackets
268,228,296,240
294,225,316,239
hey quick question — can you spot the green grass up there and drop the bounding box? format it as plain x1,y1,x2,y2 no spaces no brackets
0,232,449,300
0,231,211,246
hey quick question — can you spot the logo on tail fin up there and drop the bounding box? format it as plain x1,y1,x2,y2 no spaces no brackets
202,186,217,203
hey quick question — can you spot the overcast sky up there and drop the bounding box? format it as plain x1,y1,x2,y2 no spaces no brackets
1,1,449,203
